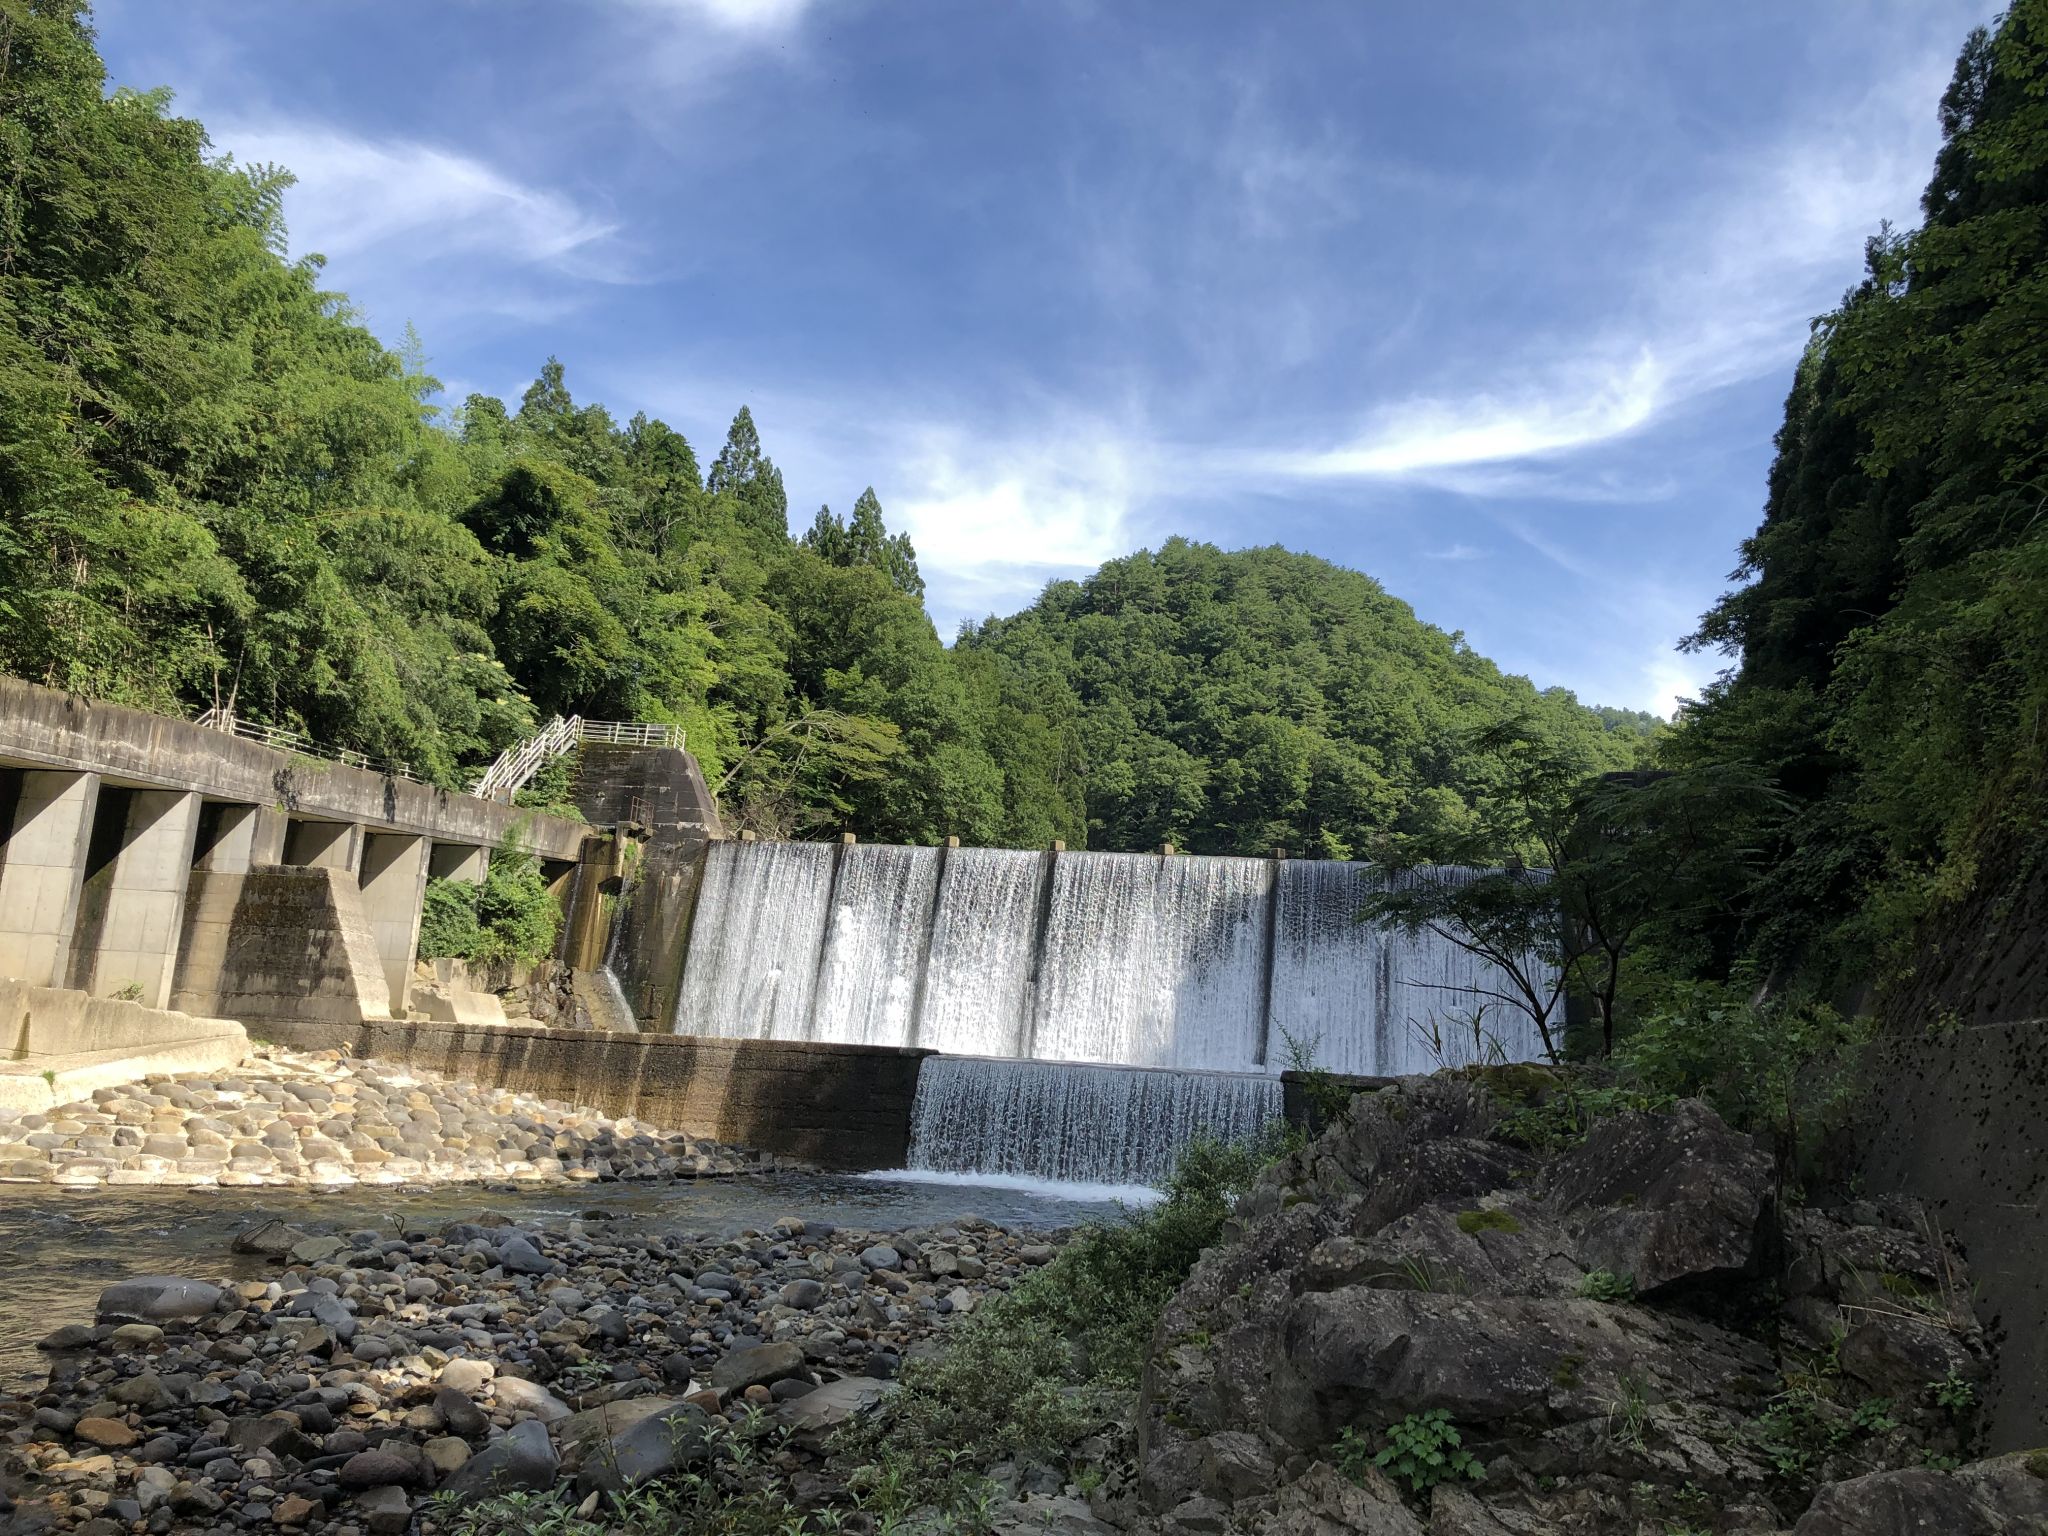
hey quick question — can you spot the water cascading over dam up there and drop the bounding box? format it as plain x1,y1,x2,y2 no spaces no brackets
672,840,1548,1182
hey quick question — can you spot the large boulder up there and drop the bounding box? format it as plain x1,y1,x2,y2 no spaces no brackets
441,1420,559,1500
1794,1456,2048,1535
96,1276,223,1324
574,1403,711,1496
1541,1099,1773,1294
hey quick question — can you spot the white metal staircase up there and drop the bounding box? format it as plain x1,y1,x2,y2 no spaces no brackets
471,717,685,803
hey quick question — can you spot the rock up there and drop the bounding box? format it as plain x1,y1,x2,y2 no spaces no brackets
498,1234,551,1275
1198,1431,1277,1502
74,1417,138,1450
1794,1455,2048,1535
1839,1310,1983,1398
108,1322,164,1349
575,1403,711,1495
423,1436,472,1475
440,1357,494,1394
288,1235,346,1265
435,1386,491,1440
37,1323,96,1351
96,1275,223,1323
228,1414,320,1461
493,1375,572,1423
779,1278,826,1310
711,1340,808,1394
354,1484,413,1536
558,1398,690,1474
441,1418,560,1499
109,1371,171,1410
273,1495,321,1527
859,1244,902,1271
1541,1099,1772,1294
232,1219,305,1258
340,1444,432,1490
1426,1486,1516,1535
773,1376,896,1433
1250,1464,1422,1536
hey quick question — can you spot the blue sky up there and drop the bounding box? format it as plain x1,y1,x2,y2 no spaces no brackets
95,0,1997,715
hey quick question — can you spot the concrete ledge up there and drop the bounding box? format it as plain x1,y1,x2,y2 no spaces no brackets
0,676,587,860
253,1018,931,1171
0,977,247,1113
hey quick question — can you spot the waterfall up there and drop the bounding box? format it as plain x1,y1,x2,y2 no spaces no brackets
1031,852,1273,1070
810,845,942,1047
918,848,1045,1056
905,1055,1284,1186
1267,862,1547,1073
673,841,838,1039
674,841,1551,1075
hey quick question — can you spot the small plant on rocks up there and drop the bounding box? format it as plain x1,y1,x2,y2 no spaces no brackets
1578,1268,1636,1302
1347,1409,1484,1496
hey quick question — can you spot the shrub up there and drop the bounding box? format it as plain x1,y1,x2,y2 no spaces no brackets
1613,980,1870,1163
1578,1269,1636,1302
418,876,482,960
833,1129,1285,1496
473,846,561,963
417,839,562,965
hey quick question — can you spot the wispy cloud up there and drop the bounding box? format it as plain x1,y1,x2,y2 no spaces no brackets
1255,48,1951,492
210,120,620,275
1425,543,1486,562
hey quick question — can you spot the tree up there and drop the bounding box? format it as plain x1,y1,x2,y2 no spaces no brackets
1360,720,1783,1059
708,405,789,542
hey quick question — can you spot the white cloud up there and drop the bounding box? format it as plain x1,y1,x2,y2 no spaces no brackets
886,429,1152,628
621,0,817,33
1425,543,1486,562
209,120,619,275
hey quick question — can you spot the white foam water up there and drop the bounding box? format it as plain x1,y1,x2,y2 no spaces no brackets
904,1055,1283,1187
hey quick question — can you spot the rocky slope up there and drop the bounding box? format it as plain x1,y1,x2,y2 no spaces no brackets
1135,1073,2037,1535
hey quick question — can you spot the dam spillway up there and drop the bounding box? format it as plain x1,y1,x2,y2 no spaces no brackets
673,840,1546,1076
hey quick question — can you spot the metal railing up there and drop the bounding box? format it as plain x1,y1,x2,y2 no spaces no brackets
194,707,419,782
471,716,685,803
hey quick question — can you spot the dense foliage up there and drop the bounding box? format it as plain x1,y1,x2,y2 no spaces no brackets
0,2,1646,856
1671,4,2048,999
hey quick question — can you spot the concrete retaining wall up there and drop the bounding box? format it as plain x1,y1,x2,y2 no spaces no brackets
0,977,247,1112
254,1018,929,1171
1849,1019,2048,1452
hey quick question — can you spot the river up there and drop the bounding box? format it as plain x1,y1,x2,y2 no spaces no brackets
0,1169,1142,1393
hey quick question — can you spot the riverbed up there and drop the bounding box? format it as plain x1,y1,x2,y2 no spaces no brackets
0,1169,1138,1393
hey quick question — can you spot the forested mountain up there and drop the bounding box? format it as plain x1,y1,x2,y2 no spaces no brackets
0,1,1643,854
1672,4,2048,998
962,544,1647,858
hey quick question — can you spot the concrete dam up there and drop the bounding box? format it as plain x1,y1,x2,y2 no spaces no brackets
669,839,1548,1185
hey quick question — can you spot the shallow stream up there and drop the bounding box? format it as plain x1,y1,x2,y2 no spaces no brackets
0,1169,1139,1393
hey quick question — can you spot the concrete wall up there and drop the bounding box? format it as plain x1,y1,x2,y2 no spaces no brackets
570,744,724,1030
1848,1019,2048,1453
0,769,98,987
172,866,392,1024
255,1017,928,1171
0,977,247,1112
0,675,588,861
